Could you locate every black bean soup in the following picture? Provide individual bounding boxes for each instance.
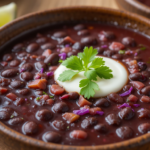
[0,23,150,146]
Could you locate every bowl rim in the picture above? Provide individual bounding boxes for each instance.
[124,0,150,13]
[1,6,150,150]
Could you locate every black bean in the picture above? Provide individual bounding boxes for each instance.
[67,51,76,57]
[1,69,18,78]
[0,78,11,86]
[44,53,59,65]
[0,111,11,120]
[17,52,28,59]
[21,63,33,72]
[116,126,133,139]
[140,86,150,96]
[52,120,66,131]
[36,109,53,121]
[107,93,123,104]
[134,56,142,61]
[36,56,46,61]
[105,114,121,125]
[142,71,150,78]
[81,36,98,45]
[69,92,79,100]
[94,98,110,107]
[53,31,67,38]
[138,62,147,71]
[74,24,86,31]
[10,80,25,89]
[21,72,33,81]
[103,50,115,57]
[52,102,69,113]
[122,37,136,47]
[9,60,20,67]
[26,43,39,53]
[8,117,24,126]
[112,54,123,59]
[12,43,24,52]
[119,107,134,120]
[3,54,13,62]
[23,121,38,135]
[77,30,89,36]
[41,43,56,50]
[123,85,132,91]
[138,108,150,118]
[94,124,108,133]
[36,37,48,44]
[138,123,150,134]
[14,98,25,106]
[72,42,85,50]
[96,47,104,54]
[81,117,98,129]
[103,31,116,40]
[43,131,61,143]
[17,89,30,95]
[129,72,146,82]
[35,61,47,71]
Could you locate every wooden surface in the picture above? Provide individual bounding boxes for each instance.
[0,0,119,17]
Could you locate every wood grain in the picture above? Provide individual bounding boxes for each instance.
[0,0,119,17]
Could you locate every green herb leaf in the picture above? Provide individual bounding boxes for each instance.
[78,46,98,68]
[43,91,48,95]
[79,79,99,99]
[119,50,125,54]
[59,60,63,63]
[84,70,97,81]
[96,66,113,79]
[36,97,40,101]
[49,95,54,98]
[62,56,83,70]
[89,57,105,69]
[58,70,79,82]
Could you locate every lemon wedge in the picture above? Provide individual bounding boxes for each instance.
[0,2,17,27]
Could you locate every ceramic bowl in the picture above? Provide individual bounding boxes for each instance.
[115,0,150,18]
[1,6,150,150]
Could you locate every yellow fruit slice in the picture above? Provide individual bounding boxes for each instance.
[0,2,17,27]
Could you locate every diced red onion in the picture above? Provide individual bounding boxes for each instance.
[20,68,25,73]
[25,98,27,101]
[118,103,131,109]
[59,53,67,60]
[101,45,107,48]
[118,103,134,112]
[57,49,60,52]
[96,111,104,116]
[35,74,41,79]
[40,68,44,73]
[119,86,133,97]
[73,109,89,116]
[47,72,54,77]
[60,94,70,100]
[65,44,70,47]
[134,52,138,56]
[133,104,140,107]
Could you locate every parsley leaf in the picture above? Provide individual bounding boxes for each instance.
[78,46,98,68]
[62,56,83,70]
[79,79,99,99]
[58,70,79,81]
[89,57,105,69]
[96,66,113,79]
[84,70,97,81]
[58,46,113,99]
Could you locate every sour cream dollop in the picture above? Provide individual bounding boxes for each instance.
[54,56,128,98]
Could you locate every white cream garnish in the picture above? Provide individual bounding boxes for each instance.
[54,56,128,98]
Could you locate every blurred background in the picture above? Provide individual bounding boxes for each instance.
[0,0,118,17]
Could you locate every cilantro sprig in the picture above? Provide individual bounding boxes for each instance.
[58,46,113,99]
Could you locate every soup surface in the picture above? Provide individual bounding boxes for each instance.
[0,23,150,146]
[138,0,150,7]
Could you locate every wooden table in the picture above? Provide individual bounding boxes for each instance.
[0,0,119,17]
